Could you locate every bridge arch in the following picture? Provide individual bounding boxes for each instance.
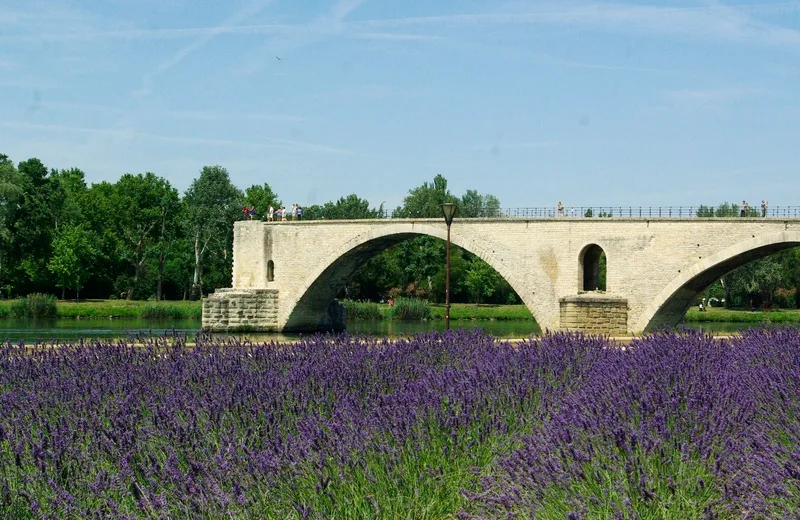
[579,243,606,292]
[282,222,545,331]
[639,231,800,331]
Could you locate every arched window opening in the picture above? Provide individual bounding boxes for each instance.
[267,260,275,282]
[581,244,607,292]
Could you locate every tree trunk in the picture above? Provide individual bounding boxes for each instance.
[199,263,204,298]
[796,283,800,309]
[157,251,165,301]
[127,257,143,300]
[192,233,201,300]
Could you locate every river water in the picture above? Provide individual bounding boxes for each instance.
[0,318,785,343]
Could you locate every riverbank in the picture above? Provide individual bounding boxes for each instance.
[0,300,536,321]
[684,306,800,324]
[2,299,799,324]
[0,299,202,319]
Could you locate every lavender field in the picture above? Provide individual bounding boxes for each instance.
[2,329,800,519]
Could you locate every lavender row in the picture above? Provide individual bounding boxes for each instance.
[2,329,800,518]
[468,328,800,519]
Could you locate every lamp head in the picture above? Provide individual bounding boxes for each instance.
[440,202,457,226]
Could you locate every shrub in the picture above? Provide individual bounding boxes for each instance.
[340,299,383,320]
[390,297,431,320]
[9,293,58,319]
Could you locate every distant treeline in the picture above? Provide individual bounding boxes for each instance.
[0,155,516,304]
[1,153,796,306]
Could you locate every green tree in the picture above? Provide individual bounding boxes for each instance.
[153,184,182,300]
[80,181,124,298]
[779,248,800,308]
[393,174,458,218]
[184,166,243,298]
[393,238,444,297]
[114,173,178,299]
[0,155,23,296]
[50,168,87,230]
[460,190,501,218]
[696,205,715,217]
[722,257,785,309]
[318,194,384,220]
[11,158,58,292]
[464,257,501,303]
[714,202,739,217]
[244,183,281,220]
[48,224,99,299]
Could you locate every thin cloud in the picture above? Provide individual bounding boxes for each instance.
[554,59,672,75]
[478,141,560,153]
[4,1,800,50]
[0,121,352,155]
[37,102,308,122]
[0,22,435,44]
[238,0,369,77]
[351,32,442,42]
[664,87,765,108]
[136,0,277,98]
[356,2,800,49]
[167,109,308,123]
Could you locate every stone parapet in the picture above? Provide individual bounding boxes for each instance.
[202,289,280,332]
[559,294,629,335]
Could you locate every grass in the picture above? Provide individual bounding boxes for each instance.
[0,299,202,320]
[5,298,798,325]
[685,306,800,324]
[339,301,536,322]
[430,303,534,321]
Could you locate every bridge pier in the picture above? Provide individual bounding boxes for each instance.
[559,294,629,335]
[203,288,347,333]
[202,289,281,332]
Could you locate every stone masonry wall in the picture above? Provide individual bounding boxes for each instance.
[559,295,628,335]
[202,289,279,332]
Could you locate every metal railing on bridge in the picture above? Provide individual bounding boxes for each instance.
[496,206,800,218]
[295,206,800,220]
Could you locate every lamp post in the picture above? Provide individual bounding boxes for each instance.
[440,202,457,331]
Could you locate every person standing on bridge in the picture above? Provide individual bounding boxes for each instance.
[281,206,287,222]
[761,200,768,217]
[557,201,564,217]
[741,201,747,217]
[296,205,303,220]
[268,205,274,222]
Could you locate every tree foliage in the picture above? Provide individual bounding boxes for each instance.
[244,183,281,220]
[48,224,99,299]
[184,166,242,299]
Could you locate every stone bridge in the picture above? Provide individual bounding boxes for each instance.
[203,218,800,335]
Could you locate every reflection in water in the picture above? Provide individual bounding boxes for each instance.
[0,317,788,343]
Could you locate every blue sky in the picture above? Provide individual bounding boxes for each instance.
[1,0,799,210]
